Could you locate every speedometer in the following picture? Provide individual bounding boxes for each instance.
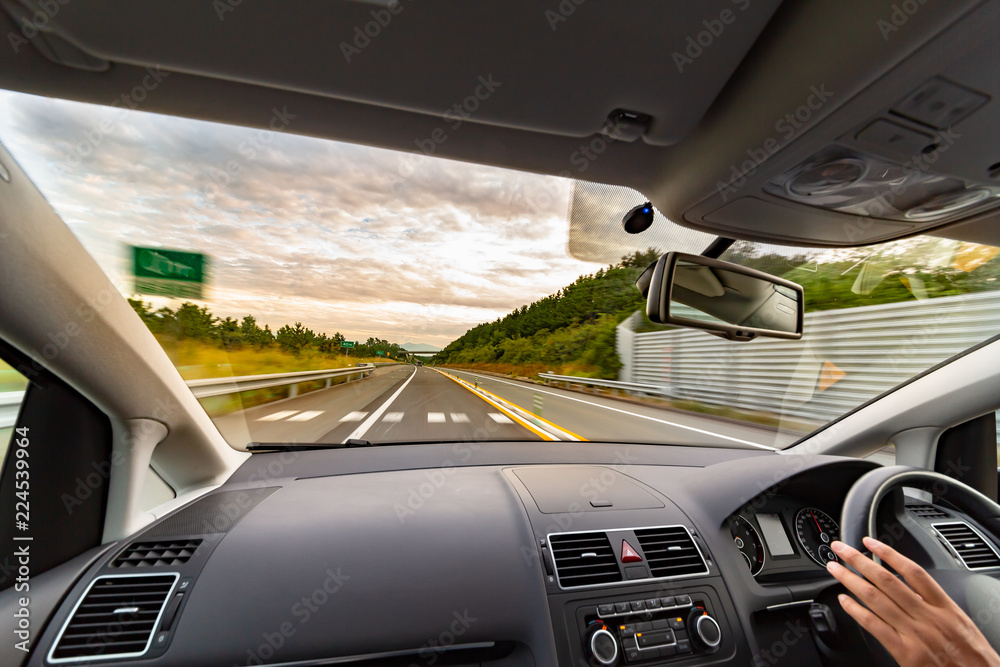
[730,515,765,575]
[794,508,840,567]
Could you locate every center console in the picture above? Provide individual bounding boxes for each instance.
[503,466,751,666]
[579,592,725,664]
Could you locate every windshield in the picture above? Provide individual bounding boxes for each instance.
[3,90,999,452]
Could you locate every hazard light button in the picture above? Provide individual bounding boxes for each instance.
[621,540,642,563]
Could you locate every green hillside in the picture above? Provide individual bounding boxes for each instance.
[435,249,658,378]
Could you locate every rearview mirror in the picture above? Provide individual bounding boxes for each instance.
[637,252,803,341]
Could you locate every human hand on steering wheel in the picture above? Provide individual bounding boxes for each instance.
[826,536,1000,667]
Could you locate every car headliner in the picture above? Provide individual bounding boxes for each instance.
[0,0,998,249]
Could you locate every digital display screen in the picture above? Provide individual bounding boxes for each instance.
[756,513,795,556]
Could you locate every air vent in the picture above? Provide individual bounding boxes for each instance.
[49,574,177,662]
[934,522,1000,570]
[112,540,202,568]
[549,532,622,588]
[907,504,950,520]
[634,526,709,579]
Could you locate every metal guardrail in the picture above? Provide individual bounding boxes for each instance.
[186,365,380,398]
[538,373,670,396]
[0,363,397,424]
[618,290,1000,434]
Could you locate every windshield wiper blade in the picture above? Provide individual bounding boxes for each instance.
[246,440,372,452]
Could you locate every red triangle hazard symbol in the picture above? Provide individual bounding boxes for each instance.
[621,540,642,563]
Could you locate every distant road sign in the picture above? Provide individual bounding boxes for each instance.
[341,341,355,348]
[131,246,206,299]
[376,351,385,356]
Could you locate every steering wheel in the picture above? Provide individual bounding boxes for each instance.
[821,465,1000,663]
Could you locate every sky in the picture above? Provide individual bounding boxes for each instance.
[0,89,632,347]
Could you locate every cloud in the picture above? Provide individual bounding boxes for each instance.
[0,89,605,344]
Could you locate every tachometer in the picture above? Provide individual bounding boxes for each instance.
[730,515,765,576]
[794,508,840,567]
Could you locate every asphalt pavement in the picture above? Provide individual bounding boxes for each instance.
[210,365,795,449]
[212,366,543,446]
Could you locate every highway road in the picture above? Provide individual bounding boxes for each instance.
[213,365,796,450]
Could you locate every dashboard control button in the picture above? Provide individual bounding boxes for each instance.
[652,619,670,630]
[587,626,619,666]
[660,644,678,658]
[621,540,642,563]
[625,646,640,662]
[659,596,675,607]
[629,600,645,612]
[625,566,648,580]
[635,621,652,632]
[676,639,692,653]
[614,602,629,614]
[676,594,692,605]
[159,593,184,631]
[668,616,686,630]
[637,630,670,647]
[621,623,636,636]
[644,598,659,609]
[695,614,722,647]
[598,604,615,616]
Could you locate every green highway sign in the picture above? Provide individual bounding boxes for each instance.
[376,351,385,356]
[131,246,207,299]
[340,341,355,348]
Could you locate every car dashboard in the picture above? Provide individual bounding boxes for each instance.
[17,441,986,667]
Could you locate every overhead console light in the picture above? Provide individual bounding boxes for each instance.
[785,157,869,197]
[904,188,993,221]
[765,146,1000,224]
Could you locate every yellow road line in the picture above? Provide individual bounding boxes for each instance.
[472,383,588,442]
[432,369,556,441]
[433,368,586,441]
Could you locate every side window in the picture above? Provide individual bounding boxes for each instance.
[0,347,113,590]
[0,359,28,470]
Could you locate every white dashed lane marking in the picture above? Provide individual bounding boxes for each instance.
[287,411,323,421]
[382,412,404,423]
[450,413,470,423]
[427,412,446,423]
[339,411,368,422]
[488,413,512,424]
[257,410,299,422]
